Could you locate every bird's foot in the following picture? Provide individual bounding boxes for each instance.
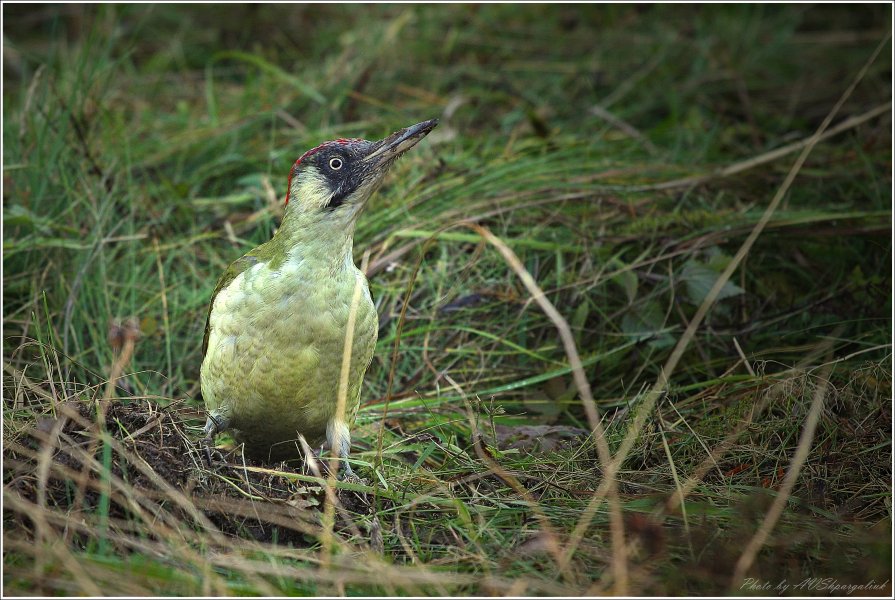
[338,462,356,481]
[200,436,229,467]
[200,414,229,467]
[201,435,215,467]
[338,463,369,486]
[340,472,369,486]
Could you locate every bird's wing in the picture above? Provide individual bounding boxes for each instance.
[201,253,259,356]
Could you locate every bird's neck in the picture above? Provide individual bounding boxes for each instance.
[272,213,356,272]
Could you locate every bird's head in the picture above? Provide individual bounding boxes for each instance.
[282,119,438,231]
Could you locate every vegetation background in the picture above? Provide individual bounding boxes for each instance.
[3,3,891,596]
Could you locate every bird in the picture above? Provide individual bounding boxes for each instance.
[200,118,439,478]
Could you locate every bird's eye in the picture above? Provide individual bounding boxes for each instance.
[329,157,343,170]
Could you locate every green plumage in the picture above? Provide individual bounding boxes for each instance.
[200,118,437,472]
[201,254,257,357]
[200,222,377,462]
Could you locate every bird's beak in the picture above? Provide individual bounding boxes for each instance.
[363,119,439,167]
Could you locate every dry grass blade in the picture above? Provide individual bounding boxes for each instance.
[657,420,691,548]
[590,104,660,154]
[464,223,629,594]
[101,317,140,416]
[633,101,892,192]
[321,251,370,574]
[152,237,174,396]
[656,28,889,390]
[298,434,366,564]
[730,361,833,586]
[558,29,892,573]
[3,495,105,596]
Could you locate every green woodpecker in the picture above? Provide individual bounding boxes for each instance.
[200,119,438,477]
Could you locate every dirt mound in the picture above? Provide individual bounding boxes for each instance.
[4,399,373,549]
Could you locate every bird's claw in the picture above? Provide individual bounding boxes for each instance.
[339,462,355,481]
[339,470,368,486]
[201,435,215,467]
[200,414,228,467]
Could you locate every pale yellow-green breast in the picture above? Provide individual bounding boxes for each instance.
[200,248,377,459]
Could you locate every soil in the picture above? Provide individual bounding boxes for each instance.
[4,398,375,549]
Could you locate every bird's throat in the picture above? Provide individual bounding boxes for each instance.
[270,213,357,274]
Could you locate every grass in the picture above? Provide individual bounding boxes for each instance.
[3,3,892,596]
